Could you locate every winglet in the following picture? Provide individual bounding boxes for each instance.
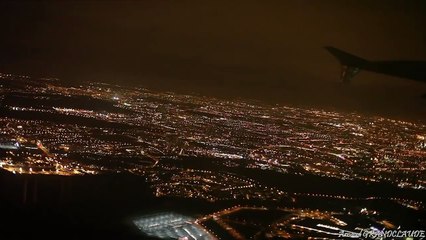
[325,46,367,83]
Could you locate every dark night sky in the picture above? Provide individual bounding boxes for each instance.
[0,0,425,121]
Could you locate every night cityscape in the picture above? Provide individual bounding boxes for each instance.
[0,1,425,239]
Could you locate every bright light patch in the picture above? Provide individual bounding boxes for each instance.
[133,212,215,240]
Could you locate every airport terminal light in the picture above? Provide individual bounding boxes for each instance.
[133,212,215,240]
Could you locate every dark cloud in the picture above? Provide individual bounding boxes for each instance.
[0,0,425,120]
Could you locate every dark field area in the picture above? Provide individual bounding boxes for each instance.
[163,156,426,201]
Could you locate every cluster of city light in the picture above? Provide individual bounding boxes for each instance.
[193,205,401,239]
[0,72,425,199]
